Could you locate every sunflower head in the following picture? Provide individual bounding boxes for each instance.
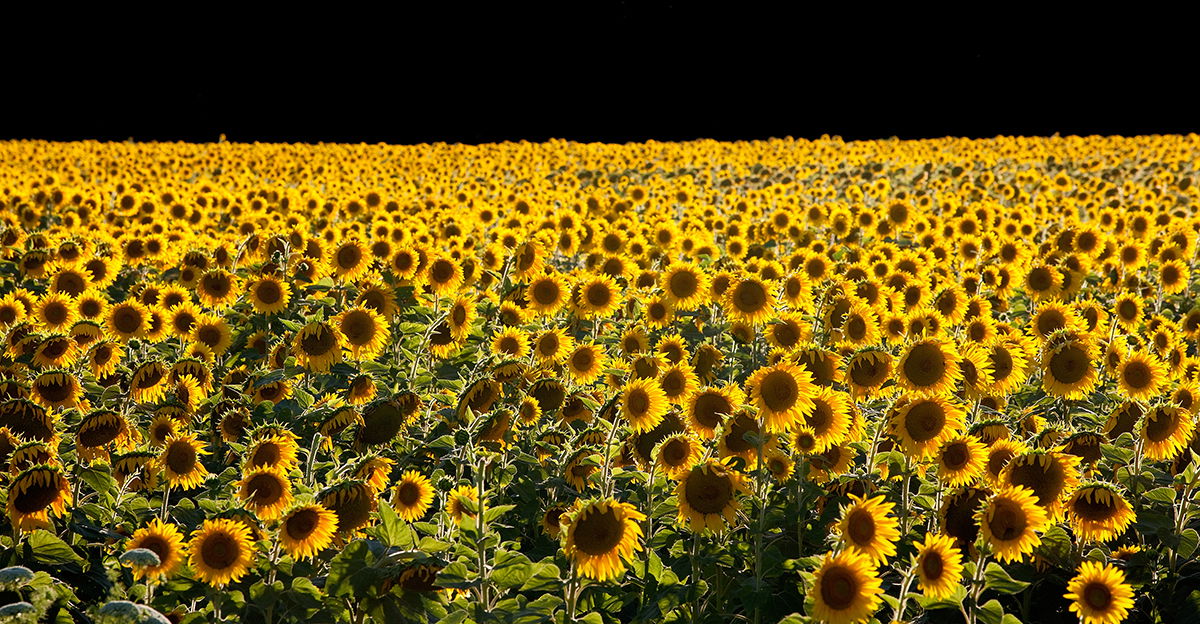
[561,498,645,581]
[188,518,255,588]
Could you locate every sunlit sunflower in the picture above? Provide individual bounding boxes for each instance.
[533,328,574,365]
[246,432,301,472]
[526,272,570,316]
[561,498,645,581]
[188,518,255,588]
[34,292,77,332]
[686,385,743,439]
[329,239,371,282]
[746,362,817,433]
[196,268,241,309]
[247,275,291,315]
[446,484,479,525]
[7,464,72,531]
[1064,561,1135,624]
[237,466,293,521]
[661,262,711,310]
[844,349,893,398]
[1141,404,1195,461]
[936,435,987,486]
[278,503,338,560]
[890,395,965,460]
[897,338,962,396]
[446,295,477,338]
[565,342,607,385]
[676,459,747,533]
[392,470,435,522]
[1117,352,1167,402]
[620,377,669,433]
[1041,333,1100,400]
[722,275,776,325]
[1066,482,1135,543]
[575,273,622,318]
[491,326,530,360]
[1000,450,1081,521]
[294,321,343,372]
[105,300,149,341]
[159,433,209,490]
[810,549,884,624]
[914,532,965,600]
[130,360,170,404]
[657,362,700,406]
[653,433,702,479]
[334,305,390,360]
[29,370,81,409]
[838,494,901,565]
[125,519,187,581]
[977,485,1049,563]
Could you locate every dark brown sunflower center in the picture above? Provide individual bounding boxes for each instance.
[845,509,876,545]
[286,509,319,539]
[538,334,560,356]
[13,478,60,513]
[692,393,731,430]
[1083,582,1112,611]
[1145,409,1178,442]
[988,498,1028,541]
[301,326,338,356]
[732,280,767,313]
[661,438,688,466]
[1049,346,1089,384]
[200,533,239,569]
[1072,491,1118,522]
[430,260,455,284]
[337,245,363,269]
[165,442,197,474]
[341,311,376,345]
[819,566,859,610]
[669,271,698,298]
[904,343,946,387]
[1008,459,1066,506]
[585,283,612,308]
[571,349,595,373]
[397,481,421,507]
[904,401,946,443]
[683,469,733,514]
[573,507,626,555]
[626,389,650,416]
[921,551,945,580]
[247,474,284,504]
[850,356,887,387]
[759,370,799,413]
[942,442,969,470]
[113,307,142,334]
[1122,361,1151,390]
[79,417,121,447]
[256,280,282,305]
[35,376,73,403]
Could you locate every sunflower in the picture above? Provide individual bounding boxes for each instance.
[130,361,170,404]
[977,485,1049,563]
[113,451,159,491]
[565,342,607,385]
[911,532,965,601]
[333,305,390,360]
[837,302,881,347]
[491,326,530,360]
[657,363,699,406]
[1042,334,1100,400]
[526,272,569,316]
[157,433,208,492]
[196,268,241,308]
[890,395,965,460]
[7,464,72,531]
[897,338,962,396]
[294,321,343,372]
[246,433,301,472]
[844,349,893,398]
[76,409,132,461]
[676,459,747,533]
[533,328,574,365]
[620,377,669,433]
[34,292,77,332]
[319,480,377,539]
[329,239,371,282]
[0,292,27,328]
[561,498,645,581]
[446,484,479,524]
[125,519,187,580]
[686,385,743,439]
[802,386,852,452]
[278,503,338,560]
[31,334,78,369]
[105,300,149,341]
[392,470,435,522]
[446,295,477,338]
[745,362,817,433]
[810,549,884,624]
[723,275,776,325]
[575,273,622,318]
[29,370,81,409]
[1066,483,1135,543]
[237,466,293,521]
[838,494,901,565]
[247,275,291,315]
[188,518,255,588]
[653,433,702,479]
[1000,450,1081,520]
[661,262,711,310]
[936,435,987,486]
[984,339,1029,395]
[1117,352,1166,401]
[1064,561,1136,624]
[1141,404,1194,461]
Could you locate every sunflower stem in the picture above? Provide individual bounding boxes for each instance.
[890,563,917,624]
[304,433,322,486]
[159,485,171,521]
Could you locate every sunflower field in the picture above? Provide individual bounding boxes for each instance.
[0,136,1198,624]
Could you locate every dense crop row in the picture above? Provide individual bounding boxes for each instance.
[0,136,1198,623]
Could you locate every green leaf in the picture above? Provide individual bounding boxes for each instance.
[25,530,84,566]
[78,466,116,499]
[436,611,470,624]
[977,599,1005,624]
[374,500,415,547]
[519,559,563,593]
[916,583,966,610]
[492,549,533,588]
[512,594,563,624]
[1145,487,1177,504]
[983,562,1030,594]
[324,540,376,597]
[1180,528,1200,559]
[484,504,517,524]
[436,561,479,590]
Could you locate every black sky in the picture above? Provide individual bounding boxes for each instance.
[3,7,1194,144]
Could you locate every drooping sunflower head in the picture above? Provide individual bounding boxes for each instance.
[318,480,377,539]
[445,484,479,525]
[29,370,81,409]
[686,385,743,439]
[844,349,894,398]
[1141,403,1195,461]
[1000,450,1081,520]
[293,321,343,373]
[7,464,72,531]
[1066,482,1135,543]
